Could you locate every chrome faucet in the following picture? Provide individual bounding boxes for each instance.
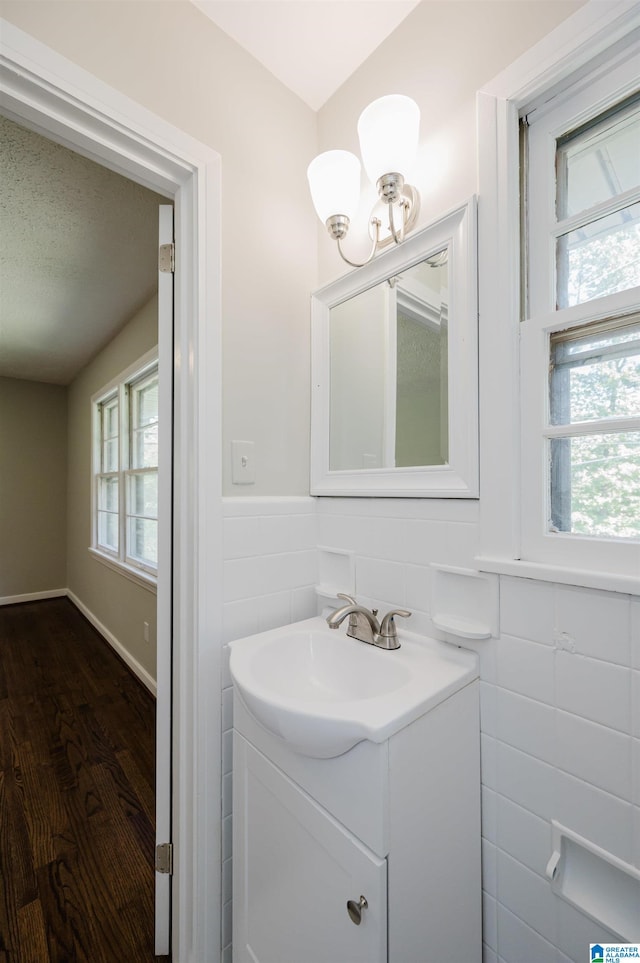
[326,593,411,650]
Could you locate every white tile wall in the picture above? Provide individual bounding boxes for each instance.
[555,901,619,963]
[555,710,632,800]
[632,600,640,669]
[497,905,558,963]
[500,576,555,644]
[483,890,498,956]
[495,689,556,764]
[555,585,631,666]
[497,850,558,947]
[496,796,550,877]
[555,651,631,732]
[496,742,557,821]
[553,771,634,864]
[496,635,556,704]
[221,495,639,962]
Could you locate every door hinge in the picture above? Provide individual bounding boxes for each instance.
[156,842,173,875]
[159,242,175,273]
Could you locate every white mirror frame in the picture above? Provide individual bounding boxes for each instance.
[311,196,478,497]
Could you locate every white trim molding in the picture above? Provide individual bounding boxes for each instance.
[476,556,640,598]
[0,20,223,961]
[0,588,67,606]
[480,0,640,103]
[68,590,157,695]
[476,0,640,594]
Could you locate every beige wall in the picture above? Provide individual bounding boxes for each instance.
[0,1,584,501]
[66,296,158,680]
[0,377,68,599]
[316,0,584,284]
[0,0,318,497]
[0,299,159,677]
[0,0,586,647]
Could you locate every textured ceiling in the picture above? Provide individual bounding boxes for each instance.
[0,115,168,385]
[0,3,419,385]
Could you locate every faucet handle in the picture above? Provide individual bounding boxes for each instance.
[379,609,412,639]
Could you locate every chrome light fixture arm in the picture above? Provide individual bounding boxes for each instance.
[378,172,406,245]
[330,216,382,268]
[386,186,412,246]
[327,181,420,268]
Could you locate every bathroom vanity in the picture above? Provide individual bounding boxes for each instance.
[230,619,482,963]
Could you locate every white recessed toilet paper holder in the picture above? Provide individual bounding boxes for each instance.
[546,820,640,941]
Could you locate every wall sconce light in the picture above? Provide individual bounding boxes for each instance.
[307,95,421,267]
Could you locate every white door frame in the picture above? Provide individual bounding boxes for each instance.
[156,203,175,953]
[0,21,223,962]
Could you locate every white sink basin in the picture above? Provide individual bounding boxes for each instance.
[228,616,478,758]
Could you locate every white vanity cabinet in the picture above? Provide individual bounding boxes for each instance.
[233,735,387,963]
[232,674,481,963]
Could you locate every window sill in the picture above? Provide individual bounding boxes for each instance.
[475,555,639,597]
[88,547,157,594]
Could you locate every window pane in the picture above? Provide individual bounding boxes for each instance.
[102,438,118,473]
[550,320,640,424]
[98,475,119,512]
[556,203,640,308]
[127,517,157,566]
[104,400,119,438]
[97,510,119,551]
[128,471,158,518]
[130,372,158,469]
[100,397,119,471]
[132,424,158,469]
[557,97,640,220]
[131,375,158,430]
[136,379,158,427]
[550,432,640,538]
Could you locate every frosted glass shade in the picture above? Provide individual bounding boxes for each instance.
[357,95,420,185]
[307,150,361,224]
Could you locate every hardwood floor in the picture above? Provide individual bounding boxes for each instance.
[0,597,165,962]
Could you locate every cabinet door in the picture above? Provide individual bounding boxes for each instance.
[233,734,387,963]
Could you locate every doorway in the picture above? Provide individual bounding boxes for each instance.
[0,20,223,960]
[1,112,169,955]
[1,108,170,952]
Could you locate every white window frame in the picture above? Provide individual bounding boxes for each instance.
[477,0,640,595]
[91,347,159,591]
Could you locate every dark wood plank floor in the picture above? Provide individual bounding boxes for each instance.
[0,597,165,962]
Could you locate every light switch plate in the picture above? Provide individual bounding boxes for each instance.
[232,440,255,485]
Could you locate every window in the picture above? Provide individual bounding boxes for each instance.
[93,350,159,582]
[476,6,640,591]
[518,41,640,579]
[549,318,640,539]
[555,95,640,309]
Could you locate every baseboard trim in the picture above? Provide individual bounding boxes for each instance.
[0,588,67,606]
[67,590,157,696]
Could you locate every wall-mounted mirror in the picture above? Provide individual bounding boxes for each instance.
[311,197,478,496]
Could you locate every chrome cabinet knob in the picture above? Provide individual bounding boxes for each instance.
[346,894,368,925]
